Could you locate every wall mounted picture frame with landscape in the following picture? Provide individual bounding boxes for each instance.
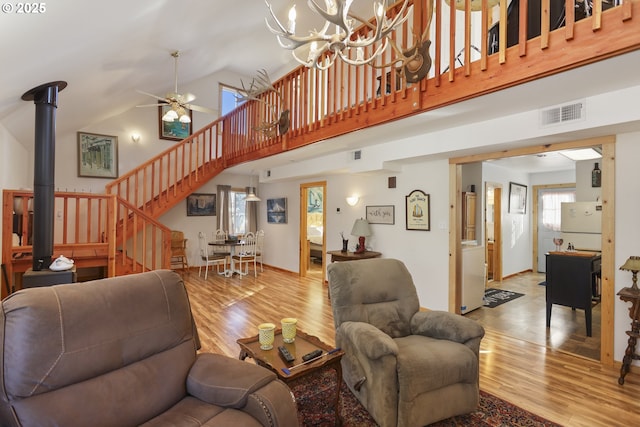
[77,132,118,178]
[267,197,287,224]
[186,193,216,216]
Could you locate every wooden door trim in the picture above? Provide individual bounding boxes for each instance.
[299,181,327,283]
[450,135,615,366]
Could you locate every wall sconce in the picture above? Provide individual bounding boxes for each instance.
[131,133,141,143]
[346,195,359,206]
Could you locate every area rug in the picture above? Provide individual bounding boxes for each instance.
[296,372,561,426]
[483,288,524,308]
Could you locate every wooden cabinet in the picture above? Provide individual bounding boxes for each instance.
[545,251,601,337]
[462,192,476,241]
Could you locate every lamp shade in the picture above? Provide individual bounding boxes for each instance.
[620,256,640,272]
[246,187,261,202]
[351,219,371,237]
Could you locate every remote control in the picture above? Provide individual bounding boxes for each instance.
[302,349,323,362]
[278,346,295,363]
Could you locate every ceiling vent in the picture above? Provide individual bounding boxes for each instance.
[352,150,362,160]
[540,100,585,127]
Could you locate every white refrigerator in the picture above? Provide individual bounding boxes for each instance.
[560,202,602,251]
[461,245,486,314]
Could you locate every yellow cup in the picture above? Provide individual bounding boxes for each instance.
[281,317,297,343]
[258,323,276,350]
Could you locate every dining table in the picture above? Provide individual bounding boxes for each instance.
[208,240,243,277]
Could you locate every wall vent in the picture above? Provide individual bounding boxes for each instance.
[540,100,585,127]
[353,150,362,160]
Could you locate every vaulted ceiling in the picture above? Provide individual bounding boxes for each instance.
[2,1,640,176]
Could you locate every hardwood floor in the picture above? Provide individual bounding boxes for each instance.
[465,272,601,360]
[178,266,640,426]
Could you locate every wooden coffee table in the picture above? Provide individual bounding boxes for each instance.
[237,329,344,424]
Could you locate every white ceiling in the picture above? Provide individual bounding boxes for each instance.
[1,0,639,176]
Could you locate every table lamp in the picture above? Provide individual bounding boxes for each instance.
[620,256,640,290]
[351,218,371,254]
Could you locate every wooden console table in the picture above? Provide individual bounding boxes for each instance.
[327,250,382,263]
[618,286,640,385]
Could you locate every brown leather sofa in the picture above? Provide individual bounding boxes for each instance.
[0,270,298,426]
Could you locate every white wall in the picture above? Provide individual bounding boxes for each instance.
[482,162,532,277]
[259,159,451,310]
[0,124,31,254]
[614,132,640,362]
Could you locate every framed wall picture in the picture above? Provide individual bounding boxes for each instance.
[405,189,430,231]
[508,182,527,214]
[366,205,395,225]
[77,132,119,178]
[186,193,216,216]
[267,197,287,224]
[158,103,193,141]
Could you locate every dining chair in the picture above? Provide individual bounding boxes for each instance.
[197,232,227,279]
[213,229,231,257]
[170,230,189,270]
[255,230,265,272]
[232,232,257,279]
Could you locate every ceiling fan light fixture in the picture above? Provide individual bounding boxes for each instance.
[162,109,178,122]
[179,113,191,123]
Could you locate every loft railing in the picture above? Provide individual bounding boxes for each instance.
[221,0,638,168]
[1,190,116,297]
[1,190,172,296]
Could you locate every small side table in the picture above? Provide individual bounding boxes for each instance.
[327,250,382,263]
[237,329,344,425]
[617,286,640,385]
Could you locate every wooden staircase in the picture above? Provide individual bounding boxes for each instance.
[105,121,226,275]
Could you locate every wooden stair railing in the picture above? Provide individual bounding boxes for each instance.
[111,196,171,276]
[105,120,225,218]
[105,120,225,271]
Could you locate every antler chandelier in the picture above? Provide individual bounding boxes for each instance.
[265,0,410,70]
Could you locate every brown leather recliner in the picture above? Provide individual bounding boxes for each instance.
[0,270,298,427]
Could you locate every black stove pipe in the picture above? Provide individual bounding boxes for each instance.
[22,81,67,271]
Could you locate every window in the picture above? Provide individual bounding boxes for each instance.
[229,189,247,235]
[219,84,245,116]
[541,190,576,231]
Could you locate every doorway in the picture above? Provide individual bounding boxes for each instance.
[532,184,576,273]
[299,181,326,283]
[450,136,615,365]
[484,183,502,284]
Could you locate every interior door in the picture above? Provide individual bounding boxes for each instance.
[537,189,557,273]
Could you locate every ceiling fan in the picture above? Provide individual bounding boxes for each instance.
[137,51,216,123]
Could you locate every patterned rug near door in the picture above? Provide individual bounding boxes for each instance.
[483,288,525,308]
[293,367,562,426]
